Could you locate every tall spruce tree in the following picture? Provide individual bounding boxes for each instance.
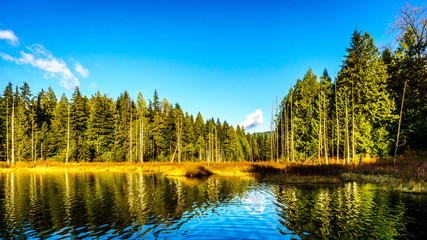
[337,30,395,158]
[293,68,319,160]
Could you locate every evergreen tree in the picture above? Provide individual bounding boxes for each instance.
[113,90,133,162]
[70,87,90,161]
[51,94,69,160]
[337,30,395,158]
[1,83,13,162]
[87,91,115,161]
[384,29,427,152]
[293,68,319,159]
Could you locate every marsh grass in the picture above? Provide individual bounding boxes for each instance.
[1,152,426,192]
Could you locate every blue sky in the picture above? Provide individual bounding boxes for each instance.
[0,0,424,132]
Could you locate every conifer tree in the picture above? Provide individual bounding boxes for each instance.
[2,83,13,163]
[337,30,395,158]
[51,94,69,160]
[70,87,90,161]
[136,93,146,162]
[293,68,319,160]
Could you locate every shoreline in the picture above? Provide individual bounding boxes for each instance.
[1,161,425,193]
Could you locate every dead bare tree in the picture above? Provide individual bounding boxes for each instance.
[271,103,274,161]
[394,80,408,165]
[351,84,356,163]
[389,3,426,59]
[276,96,279,162]
[11,94,15,165]
[323,91,328,165]
[129,102,133,163]
[6,95,9,164]
[318,87,322,165]
[281,104,284,160]
[335,81,340,164]
[66,105,70,164]
[290,87,295,162]
[285,100,289,163]
[140,109,144,163]
[345,95,350,165]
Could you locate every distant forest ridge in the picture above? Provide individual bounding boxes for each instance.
[0,4,425,164]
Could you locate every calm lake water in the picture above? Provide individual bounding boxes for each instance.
[0,172,426,239]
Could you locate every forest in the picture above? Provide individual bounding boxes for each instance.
[0,5,425,164]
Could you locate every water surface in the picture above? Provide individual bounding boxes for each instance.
[0,172,425,239]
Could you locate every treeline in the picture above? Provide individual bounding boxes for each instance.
[0,86,274,163]
[1,4,425,164]
[270,5,426,164]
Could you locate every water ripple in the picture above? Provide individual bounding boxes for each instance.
[0,172,426,239]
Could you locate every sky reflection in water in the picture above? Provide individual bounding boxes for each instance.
[0,172,425,239]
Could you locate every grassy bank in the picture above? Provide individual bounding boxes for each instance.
[1,153,426,193]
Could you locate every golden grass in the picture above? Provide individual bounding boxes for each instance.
[1,152,426,192]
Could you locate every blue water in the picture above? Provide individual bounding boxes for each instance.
[0,172,425,239]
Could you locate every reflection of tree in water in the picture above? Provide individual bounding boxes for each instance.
[0,173,423,239]
[0,172,252,239]
[274,182,408,239]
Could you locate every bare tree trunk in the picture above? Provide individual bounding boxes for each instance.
[215,127,218,162]
[129,104,133,163]
[31,107,34,162]
[351,84,355,163]
[318,88,322,165]
[394,80,407,165]
[211,125,214,163]
[66,106,70,164]
[281,105,284,160]
[136,116,139,163]
[290,89,295,162]
[276,97,279,162]
[35,133,38,161]
[178,115,182,163]
[11,95,15,165]
[323,91,328,165]
[6,97,9,164]
[140,113,143,163]
[271,103,274,161]
[335,82,340,164]
[170,144,178,163]
[331,116,334,162]
[208,126,211,163]
[345,95,350,165]
[285,101,289,163]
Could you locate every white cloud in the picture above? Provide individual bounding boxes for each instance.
[0,29,19,46]
[90,81,97,89]
[1,44,79,90]
[74,62,89,78]
[0,28,89,91]
[239,109,263,130]
[0,53,18,63]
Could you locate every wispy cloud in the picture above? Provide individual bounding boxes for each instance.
[90,81,97,89]
[0,30,89,90]
[1,44,79,90]
[74,61,89,78]
[0,52,17,62]
[0,29,19,46]
[239,109,263,130]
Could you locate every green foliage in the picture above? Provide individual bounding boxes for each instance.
[291,68,320,159]
[336,31,395,157]
[384,29,427,151]
[0,6,424,163]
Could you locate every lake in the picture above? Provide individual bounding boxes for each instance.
[0,172,425,239]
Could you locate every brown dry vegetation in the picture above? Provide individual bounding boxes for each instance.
[1,151,426,192]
